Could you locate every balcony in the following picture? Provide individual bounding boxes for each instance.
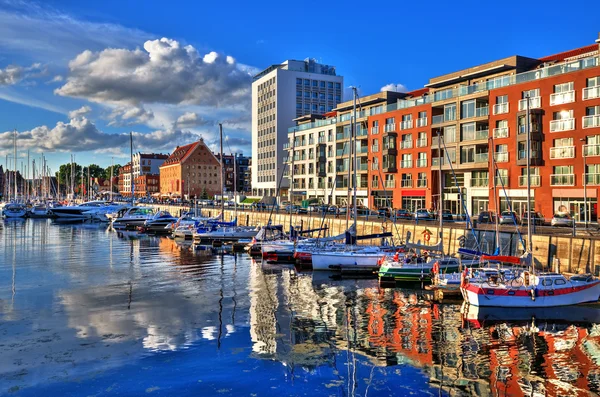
[371,126,379,134]
[371,162,379,170]
[585,173,600,186]
[358,146,368,154]
[359,163,368,171]
[474,153,489,163]
[416,158,427,167]
[283,142,291,150]
[583,86,600,100]
[584,144,600,157]
[293,154,306,161]
[357,128,368,137]
[493,127,509,139]
[336,149,349,156]
[400,160,413,168]
[416,138,427,147]
[550,174,575,186]
[318,136,326,143]
[549,118,575,132]
[550,90,575,106]
[308,138,315,145]
[476,106,489,118]
[494,152,509,163]
[476,129,489,140]
[431,157,444,167]
[518,96,541,111]
[416,117,427,127]
[470,177,489,187]
[371,145,379,153]
[417,179,427,187]
[493,102,509,115]
[336,131,350,140]
[317,182,325,189]
[518,175,541,187]
[385,180,396,188]
[400,120,413,130]
[432,114,456,125]
[518,150,539,160]
[384,123,396,133]
[401,179,413,187]
[371,180,379,188]
[495,175,509,186]
[400,140,413,149]
[549,146,575,159]
[583,115,600,129]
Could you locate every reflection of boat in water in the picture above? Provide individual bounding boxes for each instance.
[462,302,600,326]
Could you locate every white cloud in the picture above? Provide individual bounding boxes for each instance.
[175,112,213,128]
[47,75,64,84]
[108,106,154,126]
[55,37,252,109]
[0,62,44,85]
[380,83,408,93]
[68,105,91,119]
[0,117,200,153]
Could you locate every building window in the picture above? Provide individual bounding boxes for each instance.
[461,100,475,119]
[304,79,310,86]
[328,82,333,89]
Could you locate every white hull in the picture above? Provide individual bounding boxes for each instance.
[194,229,258,241]
[311,249,383,271]
[112,218,150,230]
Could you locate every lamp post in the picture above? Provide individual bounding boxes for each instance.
[580,138,588,228]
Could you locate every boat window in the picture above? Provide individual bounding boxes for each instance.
[542,279,553,286]
[554,279,566,285]
[508,291,515,295]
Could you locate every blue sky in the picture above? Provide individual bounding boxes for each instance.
[0,0,598,173]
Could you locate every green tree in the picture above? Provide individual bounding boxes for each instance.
[87,164,105,179]
[103,164,122,180]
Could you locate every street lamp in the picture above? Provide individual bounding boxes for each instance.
[580,137,588,228]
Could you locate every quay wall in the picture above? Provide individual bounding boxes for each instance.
[153,205,599,276]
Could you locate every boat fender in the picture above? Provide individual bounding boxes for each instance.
[432,261,440,274]
[393,252,399,262]
[530,288,536,301]
[524,271,530,287]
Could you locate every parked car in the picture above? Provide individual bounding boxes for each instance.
[395,209,413,220]
[377,207,393,218]
[521,211,545,226]
[551,212,574,227]
[414,208,434,220]
[295,207,308,214]
[477,211,496,224]
[499,211,520,225]
[434,209,454,222]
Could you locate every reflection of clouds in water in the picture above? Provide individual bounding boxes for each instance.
[202,326,216,340]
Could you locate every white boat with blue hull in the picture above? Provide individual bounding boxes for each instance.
[3,203,27,218]
[50,201,110,219]
[111,207,156,230]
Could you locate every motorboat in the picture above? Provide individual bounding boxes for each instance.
[192,225,259,243]
[111,207,156,230]
[141,210,177,233]
[50,201,109,219]
[2,203,27,218]
[311,245,386,272]
[28,204,52,218]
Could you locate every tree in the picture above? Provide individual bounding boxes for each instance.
[103,164,122,180]
[87,164,105,179]
[56,163,82,187]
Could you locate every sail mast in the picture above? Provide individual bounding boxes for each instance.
[130,131,134,203]
[437,130,443,252]
[491,135,501,256]
[352,87,358,233]
[110,157,114,202]
[219,123,224,221]
[289,128,297,238]
[13,130,17,202]
[525,94,533,271]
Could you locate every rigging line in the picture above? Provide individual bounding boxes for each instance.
[439,136,482,253]
[316,139,348,241]
[266,160,288,227]
[377,163,402,247]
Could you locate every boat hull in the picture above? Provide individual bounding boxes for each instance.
[3,209,27,218]
[311,251,382,272]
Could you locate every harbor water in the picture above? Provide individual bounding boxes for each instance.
[2,219,600,396]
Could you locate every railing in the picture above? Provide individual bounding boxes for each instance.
[288,117,337,133]
[371,180,379,188]
[583,86,600,100]
[518,150,538,160]
[583,115,600,129]
[494,152,509,162]
[371,162,379,170]
[550,118,575,132]
[336,149,348,156]
[417,179,427,187]
[385,180,396,188]
[549,146,575,159]
[283,142,290,149]
[518,96,541,111]
[400,120,413,130]
[401,179,413,187]
[550,173,575,186]
[400,140,413,149]
[518,175,541,187]
[493,102,509,115]
[432,114,456,125]
[336,132,350,140]
[400,160,413,168]
[371,126,379,134]
[308,153,315,160]
[416,158,427,167]
[584,144,600,157]
[495,175,509,186]
[474,152,489,163]
[475,129,489,140]
[585,173,600,186]
[550,90,575,106]
[416,117,427,127]
[317,183,325,189]
[493,127,509,139]
[318,136,326,143]
[359,163,368,171]
[357,128,368,137]
[416,138,427,147]
[371,145,379,153]
[470,178,489,187]
[476,106,489,117]
[308,138,315,145]
[293,154,306,161]
[384,123,396,133]
[308,183,314,189]
[432,157,444,166]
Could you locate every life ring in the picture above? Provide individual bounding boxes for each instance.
[424,233,431,242]
[393,252,399,262]
[432,261,440,274]
[523,271,530,287]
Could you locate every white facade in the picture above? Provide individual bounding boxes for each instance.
[132,153,167,179]
[252,59,343,197]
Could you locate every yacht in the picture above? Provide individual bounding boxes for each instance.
[3,203,27,218]
[111,207,156,230]
[141,210,177,233]
[50,201,109,219]
[28,204,52,218]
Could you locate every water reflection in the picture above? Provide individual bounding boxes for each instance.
[1,220,600,396]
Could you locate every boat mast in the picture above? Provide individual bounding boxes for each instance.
[219,123,224,221]
[491,135,501,256]
[233,152,238,223]
[289,128,297,238]
[130,131,134,203]
[437,130,443,252]
[110,157,114,202]
[27,150,29,201]
[525,94,533,272]
[351,87,358,234]
[13,130,17,202]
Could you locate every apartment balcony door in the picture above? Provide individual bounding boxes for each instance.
[401,197,425,212]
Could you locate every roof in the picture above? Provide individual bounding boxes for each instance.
[139,153,169,159]
[405,88,429,98]
[161,142,200,166]
[539,44,598,62]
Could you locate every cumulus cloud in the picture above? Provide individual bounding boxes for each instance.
[0,117,200,153]
[0,62,44,85]
[48,75,64,83]
[175,112,214,128]
[55,37,252,109]
[68,105,91,119]
[380,83,408,93]
[108,106,154,126]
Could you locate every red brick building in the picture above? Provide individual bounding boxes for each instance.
[134,174,160,197]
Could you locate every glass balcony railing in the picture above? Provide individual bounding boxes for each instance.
[318,136,326,143]
[371,181,379,188]
[475,106,489,117]
[431,157,444,167]
[432,114,456,125]
[493,102,509,115]
[417,179,427,187]
[518,175,541,187]
[416,138,427,147]
[474,153,489,163]
[400,120,413,130]
[400,160,413,168]
[401,179,413,187]
[336,132,350,140]
[336,149,348,156]
[494,152,509,163]
[584,144,600,157]
[416,117,427,127]
[583,115,600,129]
[549,146,575,159]
[518,96,541,111]
[359,163,368,171]
[358,146,368,154]
[493,127,509,139]
[550,174,575,186]
[288,117,337,133]
[400,140,413,149]
[518,150,539,160]
[495,176,509,186]
[550,118,575,132]
[308,138,315,145]
[357,128,368,137]
[385,180,396,188]
[550,90,575,106]
[371,126,379,134]
[470,178,489,187]
[583,86,600,100]
[475,129,489,140]
[585,173,600,186]
[416,158,427,167]
[384,123,396,133]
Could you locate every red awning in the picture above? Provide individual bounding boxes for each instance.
[401,190,426,197]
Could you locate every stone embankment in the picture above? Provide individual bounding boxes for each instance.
[153,204,598,276]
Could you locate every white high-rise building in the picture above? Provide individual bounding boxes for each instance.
[252,58,343,198]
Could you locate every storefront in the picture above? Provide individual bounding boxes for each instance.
[372,191,393,209]
[552,188,598,221]
[400,189,426,212]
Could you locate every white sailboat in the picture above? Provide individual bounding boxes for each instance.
[461,95,600,308]
[3,130,27,218]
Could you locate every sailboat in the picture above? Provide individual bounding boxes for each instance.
[3,130,27,218]
[310,87,392,272]
[461,95,600,308]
